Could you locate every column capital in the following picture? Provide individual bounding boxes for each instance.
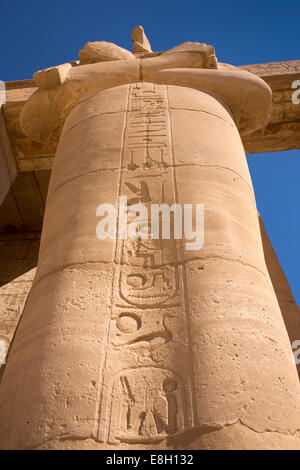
[20,39,272,145]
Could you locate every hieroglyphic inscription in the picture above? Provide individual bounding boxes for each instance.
[238,60,300,77]
[109,368,187,442]
[124,83,170,171]
[97,83,194,444]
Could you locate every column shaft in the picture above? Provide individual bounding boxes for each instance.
[1,83,300,450]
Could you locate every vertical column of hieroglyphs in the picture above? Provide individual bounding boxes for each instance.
[97,83,194,444]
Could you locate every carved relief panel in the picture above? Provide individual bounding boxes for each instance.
[96,83,194,444]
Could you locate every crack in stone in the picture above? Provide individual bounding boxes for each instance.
[169,106,235,127]
[29,254,268,300]
[174,162,254,193]
[47,161,254,203]
[24,420,300,450]
[61,110,128,138]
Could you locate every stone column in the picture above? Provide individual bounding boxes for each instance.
[1,41,300,450]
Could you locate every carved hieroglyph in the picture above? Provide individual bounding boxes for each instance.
[1,29,300,450]
[96,83,193,444]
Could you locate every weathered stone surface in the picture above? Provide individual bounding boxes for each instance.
[1,101,56,172]
[19,46,271,146]
[1,66,300,450]
[0,34,300,451]
[0,217,298,448]
[164,41,217,69]
[1,60,299,176]
[239,59,300,77]
[79,41,135,64]
[239,60,300,152]
[0,231,40,382]
[5,80,36,102]
[131,25,152,53]
[34,63,72,89]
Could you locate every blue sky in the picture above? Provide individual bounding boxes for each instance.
[1,0,299,304]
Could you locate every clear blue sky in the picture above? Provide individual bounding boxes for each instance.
[1,0,299,304]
